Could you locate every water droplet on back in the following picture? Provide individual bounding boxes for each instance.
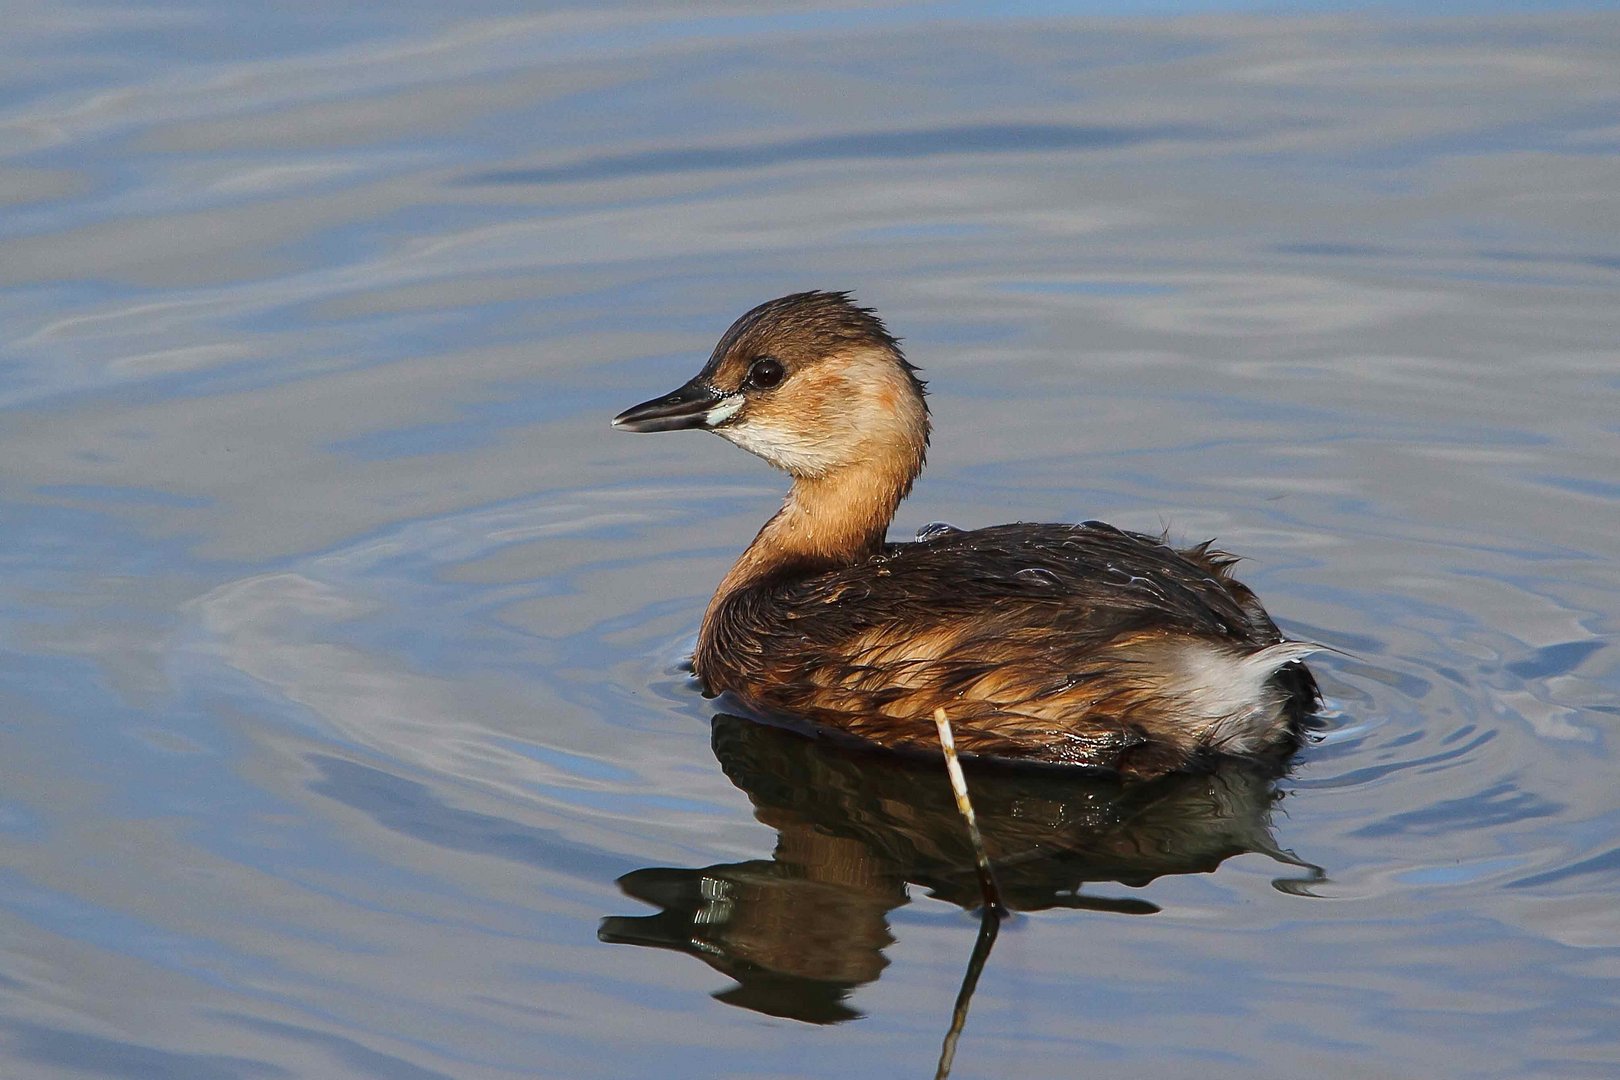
[916,521,962,541]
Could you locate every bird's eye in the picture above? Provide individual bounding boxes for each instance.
[746,356,784,390]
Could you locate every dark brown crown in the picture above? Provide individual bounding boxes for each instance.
[699,291,926,398]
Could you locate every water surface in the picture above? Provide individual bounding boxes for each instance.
[2,4,1618,1078]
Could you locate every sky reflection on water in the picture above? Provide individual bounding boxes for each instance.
[1,3,1618,1078]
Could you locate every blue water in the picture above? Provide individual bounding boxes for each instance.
[2,4,1618,1078]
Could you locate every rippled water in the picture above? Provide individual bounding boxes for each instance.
[3,4,1618,1077]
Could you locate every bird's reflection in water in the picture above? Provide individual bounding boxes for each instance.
[600,713,1320,1030]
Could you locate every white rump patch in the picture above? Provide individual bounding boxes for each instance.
[1159,640,1322,753]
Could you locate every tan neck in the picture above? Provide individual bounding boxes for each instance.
[698,447,920,660]
[748,464,912,571]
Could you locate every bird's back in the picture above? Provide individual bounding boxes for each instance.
[696,522,1318,776]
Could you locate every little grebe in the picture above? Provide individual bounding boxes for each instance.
[613,292,1318,778]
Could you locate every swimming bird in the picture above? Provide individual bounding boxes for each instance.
[613,292,1317,778]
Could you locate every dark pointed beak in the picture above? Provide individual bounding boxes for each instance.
[612,377,724,433]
